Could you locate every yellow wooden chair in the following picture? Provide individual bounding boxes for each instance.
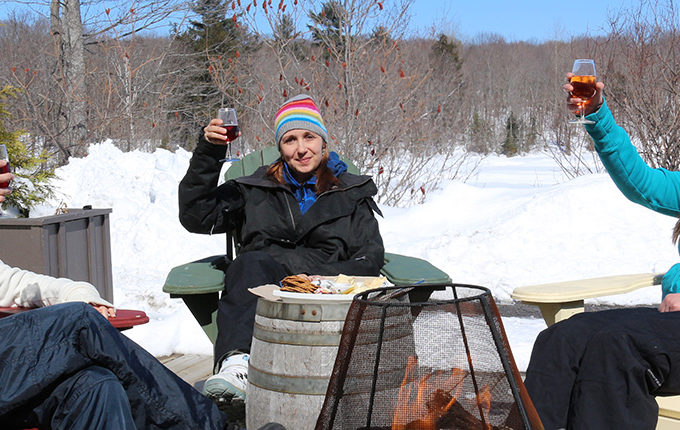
[512,273,680,429]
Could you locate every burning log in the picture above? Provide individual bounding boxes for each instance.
[431,389,510,429]
[390,356,505,430]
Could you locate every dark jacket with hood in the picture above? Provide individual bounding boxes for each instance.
[178,138,385,276]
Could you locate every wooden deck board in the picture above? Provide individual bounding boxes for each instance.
[159,354,213,387]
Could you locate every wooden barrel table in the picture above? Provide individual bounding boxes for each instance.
[246,297,352,430]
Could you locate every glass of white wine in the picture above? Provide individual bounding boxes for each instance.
[568,59,597,124]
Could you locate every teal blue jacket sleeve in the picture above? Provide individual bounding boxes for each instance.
[585,101,680,297]
[662,263,680,297]
[584,100,680,218]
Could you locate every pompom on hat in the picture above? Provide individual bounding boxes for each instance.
[274,94,328,148]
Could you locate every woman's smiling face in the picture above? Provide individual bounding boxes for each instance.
[279,129,324,182]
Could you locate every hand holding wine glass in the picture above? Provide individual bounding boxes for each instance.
[203,110,241,144]
[217,108,240,162]
[203,108,241,161]
[566,59,601,124]
[0,144,13,203]
[565,73,604,119]
[217,108,239,141]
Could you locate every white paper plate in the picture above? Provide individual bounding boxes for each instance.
[272,289,356,302]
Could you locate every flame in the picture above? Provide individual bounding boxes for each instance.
[391,356,466,430]
[477,385,492,430]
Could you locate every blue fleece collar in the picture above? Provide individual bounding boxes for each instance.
[283,151,347,214]
[326,151,348,177]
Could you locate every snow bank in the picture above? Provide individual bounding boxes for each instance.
[31,142,677,369]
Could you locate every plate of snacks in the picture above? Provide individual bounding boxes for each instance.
[272,274,389,302]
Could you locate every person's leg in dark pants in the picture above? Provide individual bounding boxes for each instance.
[525,309,619,428]
[214,251,288,364]
[567,323,661,429]
[525,307,680,430]
[33,366,136,430]
[0,302,226,430]
[207,251,287,417]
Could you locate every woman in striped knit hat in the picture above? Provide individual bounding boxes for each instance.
[178,94,385,412]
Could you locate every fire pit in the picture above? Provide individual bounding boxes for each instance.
[316,284,542,430]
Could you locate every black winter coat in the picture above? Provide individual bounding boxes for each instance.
[178,138,385,276]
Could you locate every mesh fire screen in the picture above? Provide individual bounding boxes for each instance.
[315,284,543,430]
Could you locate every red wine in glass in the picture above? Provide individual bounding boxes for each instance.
[0,144,10,189]
[225,124,240,141]
[217,108,240,162]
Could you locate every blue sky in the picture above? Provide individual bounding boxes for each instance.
[407,0,641,41]
[0,0,645,42]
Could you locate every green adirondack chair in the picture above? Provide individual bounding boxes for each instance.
[163,147,451,344]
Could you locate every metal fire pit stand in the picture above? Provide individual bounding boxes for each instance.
[316,284,543,430]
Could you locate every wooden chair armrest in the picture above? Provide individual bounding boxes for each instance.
[381,252,451,286]
[658,396,680,421]
[511,273,664,326]
[109,309,150,330]
[0,306,148,331]
[512,273,664,303]
[162,255,226,296]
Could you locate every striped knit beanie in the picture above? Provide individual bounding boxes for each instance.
[274,94,328,148]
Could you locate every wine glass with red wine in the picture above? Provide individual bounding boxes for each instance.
[568,59,597,124]
[217,107,240,162]
[0,144,11,190]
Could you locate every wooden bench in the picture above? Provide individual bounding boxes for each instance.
[512,273,680,429]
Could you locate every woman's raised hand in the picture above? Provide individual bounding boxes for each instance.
[564,72,605,117]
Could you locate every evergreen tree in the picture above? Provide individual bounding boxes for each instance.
[431,33,463,72]
[502,111,521,156]
[308,1,346,59]
[180,0,243,57]
[523,114,538,152]
[0,86,55,216]
[429,33,464,145]
[274,13,307,61]
[370,25,392,47]
[469,111,490,154]
[172,0,257,143]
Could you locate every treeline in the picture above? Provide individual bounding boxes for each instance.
[0,0,678,204]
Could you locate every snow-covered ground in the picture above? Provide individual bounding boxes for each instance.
[30,142,677,371]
